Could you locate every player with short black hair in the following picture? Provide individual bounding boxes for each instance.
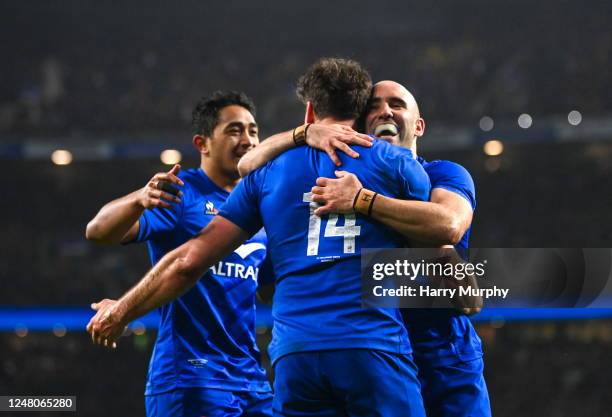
[192,90,257,136]
[86,91,273,417]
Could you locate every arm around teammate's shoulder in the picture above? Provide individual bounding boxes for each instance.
[237,124,372,177]
[85,164,184,244]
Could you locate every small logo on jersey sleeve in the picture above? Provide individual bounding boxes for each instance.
[204,201,218,215]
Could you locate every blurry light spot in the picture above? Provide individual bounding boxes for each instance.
[568,110,582,126]
[484,157,502,173]
[160,149,182,165]
[479,116,494,132]
[15,324,28,338]
[132,321,146,336]
[51,150,73,165]
[490,317,506,329]
[483,140,504,156]
[53,323,67,337]
[518,113,533,129]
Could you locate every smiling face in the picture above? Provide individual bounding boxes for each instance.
[365,80,425,150]
[199,104,259,179]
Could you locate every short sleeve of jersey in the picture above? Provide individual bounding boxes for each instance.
[428,161,476,210]
[396,154,431,202]
[217,167,265,236]
[135,203,183,242]
[376,145,431,202]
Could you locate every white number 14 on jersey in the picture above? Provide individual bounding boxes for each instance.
[303,192,361,256]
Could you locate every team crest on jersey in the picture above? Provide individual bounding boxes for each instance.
[204,201,218,215]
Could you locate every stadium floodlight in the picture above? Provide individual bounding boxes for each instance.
[479,116,494,132]
[518,113,533,129]
[160,149,182,165]
[483,139,504,156]
[51,149,73,165]
[53,323,67,337]
[15,324,28,337]
[568,110,582,126]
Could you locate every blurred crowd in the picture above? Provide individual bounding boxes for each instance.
[1,0,611,138]
[2,321,611,416]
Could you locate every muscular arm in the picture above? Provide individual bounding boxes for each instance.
[87,216,248,343]
[85,190,144,244]
[85,164,183,244]
[312,172,472,246]
[237,130,296,177]
[237,124,372,177]
[370,188,473,246]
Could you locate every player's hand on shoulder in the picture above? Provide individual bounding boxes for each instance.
[138,164,184,209]
[306,124,372,166]
[311,170,363,216]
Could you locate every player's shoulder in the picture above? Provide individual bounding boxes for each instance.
[266,145,318,175]
[269,145,309,166]
[371,138,415,159]
[420,158,476,207]
[175,167,220,203]
[177,167,203,183]
[420,158,473,184]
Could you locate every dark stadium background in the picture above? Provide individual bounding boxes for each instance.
[1,0,611,415]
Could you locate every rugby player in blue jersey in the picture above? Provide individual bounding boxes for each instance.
[87,58,430,417]
[237,80,491,417]
[311,81,491,417]
[85,91,275,417]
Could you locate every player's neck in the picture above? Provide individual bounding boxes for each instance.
[200,161,240,192]
[315,117,355,128]
[401,139,418,158]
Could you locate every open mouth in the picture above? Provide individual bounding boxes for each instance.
[374,123,399,138]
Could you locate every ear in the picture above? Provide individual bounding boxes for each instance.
[414,118,426,138]
[193,134,210,156]
[305,101,316,124]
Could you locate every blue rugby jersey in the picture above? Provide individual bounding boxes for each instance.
[402,157,483,367]
[134,168,271,395]
[218,138,431,364]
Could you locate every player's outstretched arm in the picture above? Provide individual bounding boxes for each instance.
[237,124,372,177]
[312,171,472,246]
[85,164,184,244]
[86,216,248,347]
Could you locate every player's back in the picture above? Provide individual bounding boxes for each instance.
[260,139,428,274]
[223,138,430,363]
